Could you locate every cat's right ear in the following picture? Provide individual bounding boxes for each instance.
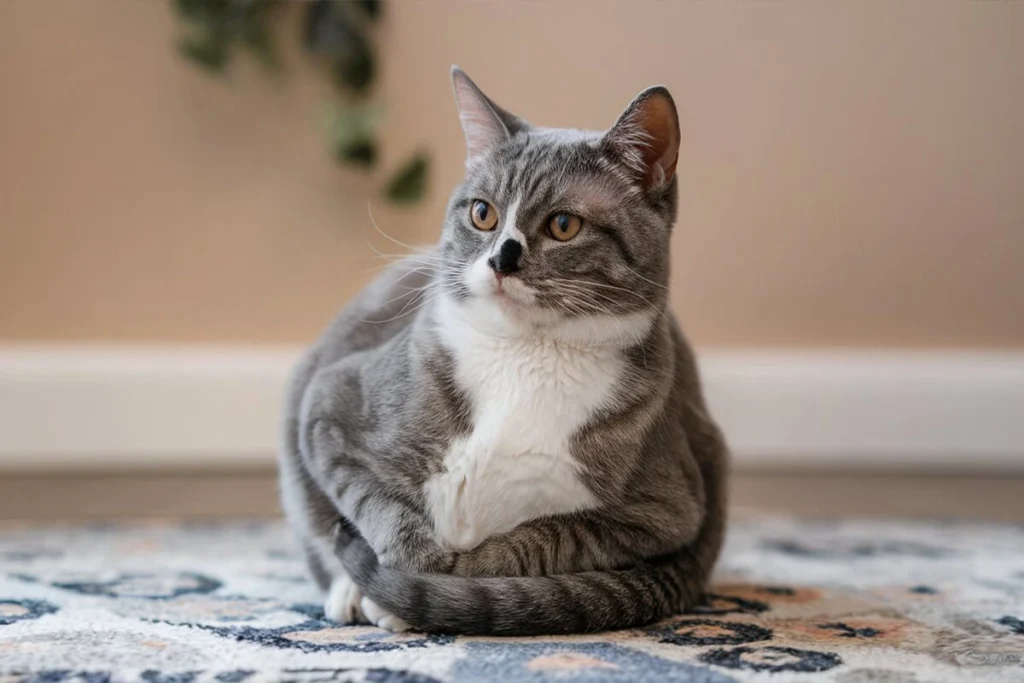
[451,66,528,166]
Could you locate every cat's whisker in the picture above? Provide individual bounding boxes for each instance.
[360,217,468,273]
[550,282,645,310]
[369,250,450,267]
[554,284,626,311]
[377,285,431,311]
[382,253,472,274]
[554,298,635,351]
[578,279,657,301]
[363,271,474,323]
[364,239,431,267]
[366,201,434,254]
[366,277,477,326]
[549,277,658,309]
[621,264,670,291]
[371,278,436,312]
[356,261,408,276]
[553,289,626,343]
[363,287,439,325]
[391,287,436,320]
[370,262,439,279]
[550,283,634,325]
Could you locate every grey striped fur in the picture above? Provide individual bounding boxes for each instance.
[279,67,728,635]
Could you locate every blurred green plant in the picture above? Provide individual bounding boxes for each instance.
[172,0,428,204]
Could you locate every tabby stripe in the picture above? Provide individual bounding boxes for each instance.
[509,537,530,575]
[657,560,682,607]
[594,225,638,268]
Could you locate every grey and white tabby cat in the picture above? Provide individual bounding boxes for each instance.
[279,67,728,636]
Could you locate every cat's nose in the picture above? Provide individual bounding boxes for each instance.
[487,239,523,276]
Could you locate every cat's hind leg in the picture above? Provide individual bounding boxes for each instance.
[280,411,368,625]
[324,573,366,624]
[303,536,368,624]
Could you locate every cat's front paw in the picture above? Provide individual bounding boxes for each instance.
[324,574,364,624]
[361,596,410,632]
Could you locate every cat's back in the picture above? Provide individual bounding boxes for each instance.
[284,255,434,421]
[314,256,434,367]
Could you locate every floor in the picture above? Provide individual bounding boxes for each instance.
[1,469,1022,681]
[2,516,1022,682]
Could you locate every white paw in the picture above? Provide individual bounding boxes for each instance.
[323,574,364,624]
[361,596,410,632]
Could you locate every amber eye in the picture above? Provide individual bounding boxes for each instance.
[547,213,582,241]
[470,200,498,231]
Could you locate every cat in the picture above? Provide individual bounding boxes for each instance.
[279,67,729,636]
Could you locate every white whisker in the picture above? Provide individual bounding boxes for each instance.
[621,264,669,291]
[366,201,433,254]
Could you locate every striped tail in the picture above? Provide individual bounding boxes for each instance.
[333,515,721,636]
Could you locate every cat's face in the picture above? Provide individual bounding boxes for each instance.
[438,68,680,347]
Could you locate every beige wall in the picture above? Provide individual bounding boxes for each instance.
[1,1,1022,348]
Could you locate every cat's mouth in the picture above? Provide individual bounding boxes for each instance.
[464,257,536,308]
[491,276,533,306]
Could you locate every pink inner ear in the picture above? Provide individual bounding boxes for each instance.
[452,71,508,163]
[635,96,680,189]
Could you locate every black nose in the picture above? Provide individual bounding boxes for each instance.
[488,239,523,274]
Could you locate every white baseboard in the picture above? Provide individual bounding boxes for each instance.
[0,346,1022,471]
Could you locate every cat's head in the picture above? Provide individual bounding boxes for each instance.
[438,67,680,347]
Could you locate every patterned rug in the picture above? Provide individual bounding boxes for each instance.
[1,518,1022,683]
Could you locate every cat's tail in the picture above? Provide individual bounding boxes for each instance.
[332,515,721,636]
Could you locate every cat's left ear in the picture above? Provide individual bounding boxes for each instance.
[451,66,530,166]
[603,86,680,193]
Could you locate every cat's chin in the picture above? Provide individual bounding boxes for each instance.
[490,286,534,313]
[475,293,546,327]
[441,289,546,335]
[440,290,654,350]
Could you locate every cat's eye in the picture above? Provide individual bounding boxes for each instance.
[547,213,582,242]
[470,200,499,231]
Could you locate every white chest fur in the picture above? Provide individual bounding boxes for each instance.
[426,301,625,551]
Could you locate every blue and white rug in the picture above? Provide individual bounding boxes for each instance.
[1,518,1022,682]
